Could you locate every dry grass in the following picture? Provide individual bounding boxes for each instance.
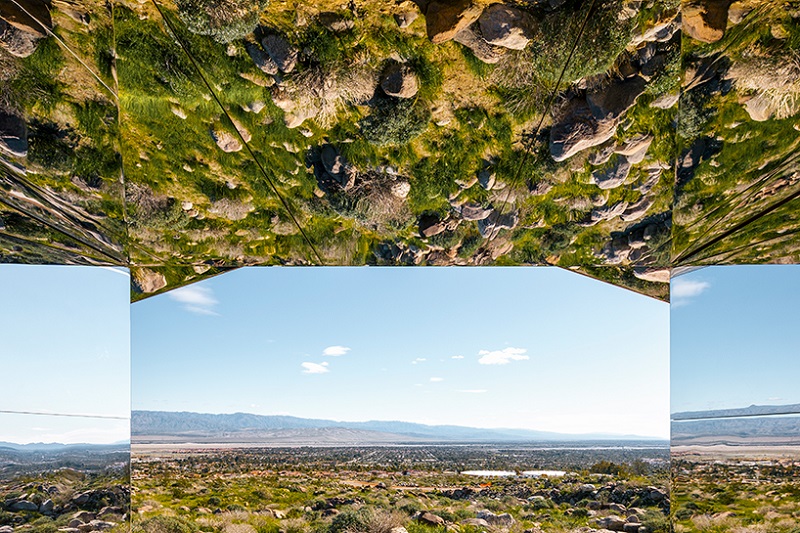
[728,49,800,119]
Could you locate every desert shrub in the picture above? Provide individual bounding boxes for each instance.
[27,121,78,172]
[10,36,65,112]
[639,510,669,533]
[175,0,269,43]
[329,509,372,533]
[359,97,431,146]
[134,516,199,533]
[493,0,634,117]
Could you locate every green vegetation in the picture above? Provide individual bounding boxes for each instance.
[672,456,800,533]
[175,0,270,43]
[132,446,669,533]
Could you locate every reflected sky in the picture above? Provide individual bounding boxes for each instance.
[133,266,669,438]
[671,265,800,413]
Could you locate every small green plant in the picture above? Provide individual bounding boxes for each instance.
[359,97,431,147]
[175,0,270,43]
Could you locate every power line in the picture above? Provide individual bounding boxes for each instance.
[149,0,324,265]
[0,410,129,421]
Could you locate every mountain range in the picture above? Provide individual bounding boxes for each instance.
[131,410,664,444]
[671,403,800,420]
[671,404,800,445]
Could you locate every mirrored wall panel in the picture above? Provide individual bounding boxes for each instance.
[671,265,800,533]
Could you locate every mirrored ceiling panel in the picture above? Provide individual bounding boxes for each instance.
[114,0,680,268]
[672,0,800,265]
[0,0,127,264]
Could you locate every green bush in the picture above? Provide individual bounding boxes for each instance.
[359,97,431,147]
[639,510,669,533]
[329,509,372,533]
[175,0,269,43]
[134,516,199,533]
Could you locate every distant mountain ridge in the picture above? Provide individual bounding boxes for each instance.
[672,403,800,420]
[131,410,664,443]
[671,403,800,445]
[0,442,129,451]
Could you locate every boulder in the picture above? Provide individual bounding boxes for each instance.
[261,33,298,73]
[318,12,355,32]
[478,168,496,190]
[590,158,631,190]
[683,0,732,43]
[477,209,518,238]
[632,267,670,283]
[391,180,411,198]
[211,129,242,152]
[615,134,652,164]
[477,511,515,526]
[0,111,28,158]
[0,19,40,57]
[0,0,51,37]
[72,511,96,522]
[321,144,346,176]
[380,62,419,98]
[620,196,653,222]
[742,93,775,122]
[549,99,617,161]
[245,40,278,75]
[0,527,14,533]
[394,11,418,28]
[419,215,446,238]
[478,4,537,50]
[461,519,490,528]
[10,501,38,512]
[39,499,54,514]
[425,0,483,44]
[418,512,446,526]
[592,515,627,531]
[132,268,167,293]
[650,92,679,109]
[586,76,647,122]
[460,203,492,221]
[589,201,628,224]
[453,26,506,64]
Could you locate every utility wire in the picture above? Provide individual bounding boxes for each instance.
[0,409,129,420]
[8,0,118,100]
[491,0,601,244]
[150,0,324,265]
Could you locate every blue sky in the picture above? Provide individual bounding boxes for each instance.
[133,267,670,438]
[671,265,800,414]
[0,265,130,444]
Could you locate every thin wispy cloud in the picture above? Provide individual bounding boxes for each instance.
[672,279,710,308]
[478,347,529,365]
[412,357,427,364]
[168,285,219,315]
[458,389,488,394]
[323,346,350,356]
[430,377,444,382]
[451,355,464,359]
[301,362,330,374]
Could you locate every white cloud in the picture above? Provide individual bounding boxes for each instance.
[430,377,444,382]
[168,285,219,315]
[301,362,330,374]
[451,355,464,359]
[671,279,710,307]
[478,347,529,365]
[458,389,488,394]
[323,346,350,356]
[412,357,427,364]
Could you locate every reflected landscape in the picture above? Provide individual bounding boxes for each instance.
[131,267,670,533]
[670,266,800,533]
